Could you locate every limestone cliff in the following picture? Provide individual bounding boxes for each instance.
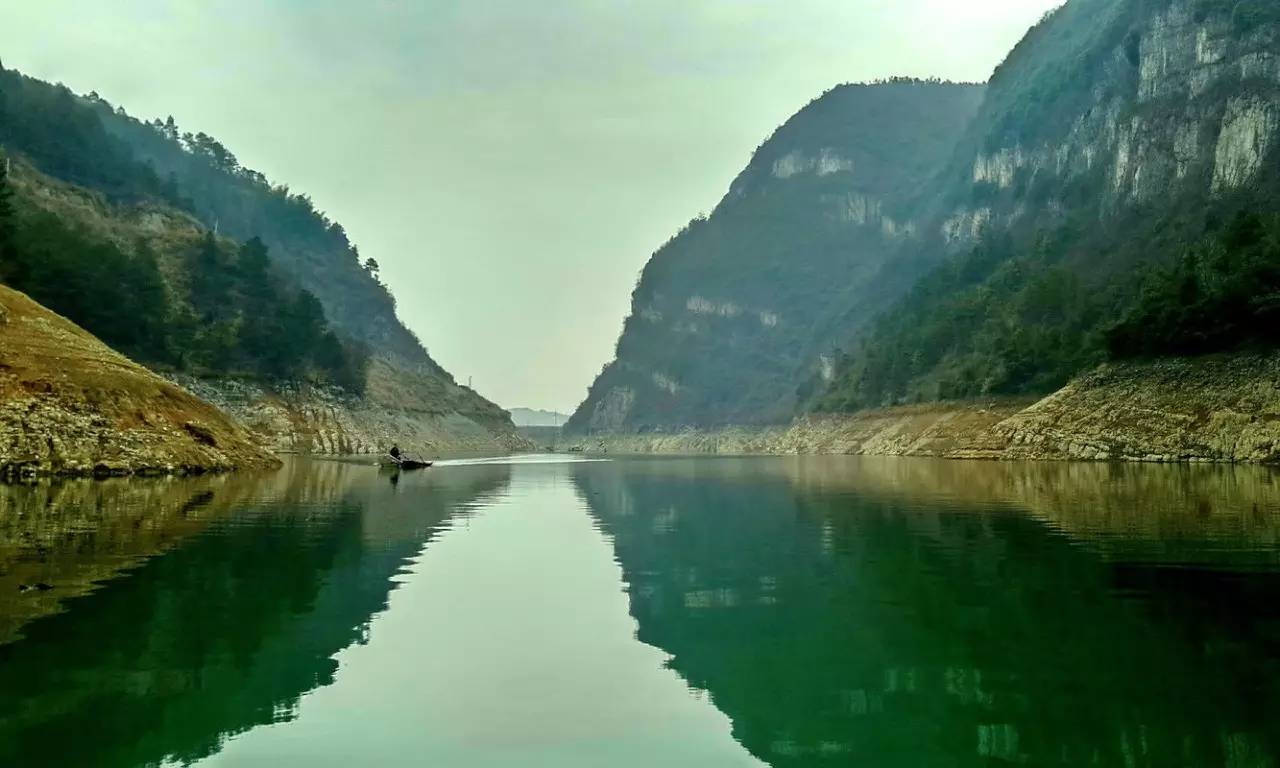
[820,0,1280,409]
[940,0,1280,234]
[0,285,279,478]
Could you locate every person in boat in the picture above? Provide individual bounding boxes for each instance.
[389,444,402,464]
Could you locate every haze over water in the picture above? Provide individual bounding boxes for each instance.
[2,455,1279,766]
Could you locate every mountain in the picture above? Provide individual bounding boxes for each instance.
[567,80,987,433]
[0,62,526,454]
[571,0,1280,436]
[508,408,571,428]
[817,0,1280,411]
[0,284,277,477]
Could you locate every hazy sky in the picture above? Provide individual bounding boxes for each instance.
[0,1,1060,411]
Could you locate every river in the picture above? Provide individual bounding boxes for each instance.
[1,455,1278,767]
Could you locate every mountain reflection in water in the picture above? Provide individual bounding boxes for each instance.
[0,459,512,767]
[0,455,1277,767]
[571,457,1280,767]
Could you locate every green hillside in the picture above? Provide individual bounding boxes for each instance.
[0,60,512,433]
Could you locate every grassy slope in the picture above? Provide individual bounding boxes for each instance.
[0,284,279,475]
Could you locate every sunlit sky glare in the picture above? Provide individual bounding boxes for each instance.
[1,1,1061,412]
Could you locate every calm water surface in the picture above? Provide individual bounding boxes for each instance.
[1,455,1279,766]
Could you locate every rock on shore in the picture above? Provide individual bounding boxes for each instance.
[0,286,280,478]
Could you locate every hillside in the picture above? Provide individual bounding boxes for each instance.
[571,0,1280,436]
[567,81,986,432]
[0,285,278,477]
[817,0,1280,410]
[0,62,525,453]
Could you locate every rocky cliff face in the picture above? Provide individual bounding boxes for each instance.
[0,286,279,478]
[942,0,1280,240]
[568,81,986,433]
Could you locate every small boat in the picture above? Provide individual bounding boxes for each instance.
[379,456,433,471]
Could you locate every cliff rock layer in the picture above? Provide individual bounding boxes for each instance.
[818,0,1280,409]
[0,286,279,477]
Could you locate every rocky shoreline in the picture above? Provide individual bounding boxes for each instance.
[170,360,531,459]
[561,354,1280,465]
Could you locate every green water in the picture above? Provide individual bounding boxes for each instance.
[1,455,1279,767]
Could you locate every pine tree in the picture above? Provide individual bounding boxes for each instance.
[188,232,232,321]
[125,242,170,359]
[235,236,281,367]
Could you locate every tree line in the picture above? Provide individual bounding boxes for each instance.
[1107,212,1280,358]
[814,209,1280,413]
[0,157,369,393]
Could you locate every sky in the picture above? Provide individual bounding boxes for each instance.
[0,0,1061,412]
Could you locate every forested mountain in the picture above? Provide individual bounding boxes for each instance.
[571,0,1280,433]
[84,98,434,369]
[567,81,987,432]
[817,0,1280,411]
[0,60,519,449]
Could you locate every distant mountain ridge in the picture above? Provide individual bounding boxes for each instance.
[508,408,571,428]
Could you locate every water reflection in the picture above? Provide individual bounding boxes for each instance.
[0,459,511,768]
[2,456,1280,767]
[573,457,1280,767]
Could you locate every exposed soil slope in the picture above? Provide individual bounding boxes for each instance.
[0,285,279,477]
